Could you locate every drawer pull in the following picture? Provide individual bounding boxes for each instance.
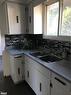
[40,83,42,92]
[18,68,20,75]
[27,71,29,78]
[16,16,19,23]
[50,82,53,88]
[55,77,66,86]
[15,56,22,58]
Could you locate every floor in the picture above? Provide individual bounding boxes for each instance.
[0,56,36,95]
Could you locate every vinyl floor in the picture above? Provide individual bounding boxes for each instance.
[0,56,36,95]
[0,72,36,95]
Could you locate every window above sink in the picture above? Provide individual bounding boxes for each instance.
[42,0,71,41]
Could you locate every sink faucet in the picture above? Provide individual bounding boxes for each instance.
[62,48,70,59]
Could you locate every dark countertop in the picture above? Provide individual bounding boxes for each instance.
[6,48,71,83]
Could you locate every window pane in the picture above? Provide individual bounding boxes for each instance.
[34,4,42,34]
[60,0,71,36]
[47,2,59,36]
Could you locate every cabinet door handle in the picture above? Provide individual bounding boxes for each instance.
[29,16,31,23]
[15,56,22,58]
[18,68,20,75]
[21,61,23,64]
[16,16,19,23]
[40,83,42,92]
[50,82,53,88]
[55,77,66,86]
[27,71,29,78]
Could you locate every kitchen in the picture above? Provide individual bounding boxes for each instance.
[0,0,71,95]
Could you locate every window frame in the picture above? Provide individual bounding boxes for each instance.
[43,0,71,42]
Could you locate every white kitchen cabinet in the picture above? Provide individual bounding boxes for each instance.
[7,2,26,34]
[24,55,50,95]
[24,59,30,84]
[28,2,42,34]
[27,3,33,34]
[27,0,45,34]
[51,73,71,95]
[34,70,50,95]
[10,55,24,84]
[24,55,35,88]
[0,1,26,34]
[2,50,11,77]
[24,55,71,95]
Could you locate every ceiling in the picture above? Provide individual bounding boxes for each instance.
[0,0,32,4]
[0,0,5,4]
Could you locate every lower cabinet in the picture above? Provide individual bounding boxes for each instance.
[51,73,71,95]
[24,60,30,85]
[24,58,37,90]
[2,50,11,76]
[34,70,50,95]
[24,55,50,95]
[24,55,71,95]
[10,55,24,83]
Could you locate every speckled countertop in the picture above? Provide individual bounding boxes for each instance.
[7,48,71,83]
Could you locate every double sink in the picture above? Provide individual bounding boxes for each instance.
[30,51,62,63]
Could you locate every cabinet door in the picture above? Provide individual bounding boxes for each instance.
[29,67,37,92]
[15,57,24,81]
[28,3,33,34]
[51,73,71,95]
[24,55,50,95]
[35,70,50,95]
[24,62,30,84]
[7,3,25,34]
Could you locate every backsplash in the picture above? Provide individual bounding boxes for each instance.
[5,34,42,50]
[41,39,71,59]
[5,34,71,59]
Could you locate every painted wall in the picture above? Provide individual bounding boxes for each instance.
[0,29,1,55]
[0,2,8,55]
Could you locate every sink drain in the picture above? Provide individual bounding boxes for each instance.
[0,92,7,95]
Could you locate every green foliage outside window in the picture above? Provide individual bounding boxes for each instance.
[62,7,71,35]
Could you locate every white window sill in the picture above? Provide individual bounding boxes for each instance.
[43,35,71,42]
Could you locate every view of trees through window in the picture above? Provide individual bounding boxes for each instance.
[61,7,71,36]
[46,2,59,36]
[45,0,71,37]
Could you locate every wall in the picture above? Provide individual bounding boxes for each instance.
[0,29,1,55]
[0,2,8,55]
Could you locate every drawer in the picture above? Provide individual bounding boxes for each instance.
[51,72,71,91]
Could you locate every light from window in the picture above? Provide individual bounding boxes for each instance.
[60,0,71,36]
[46,2,59,36]
[34,4,42,34]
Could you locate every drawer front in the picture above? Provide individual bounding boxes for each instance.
[24,55,51,79]
[51,72,71,92]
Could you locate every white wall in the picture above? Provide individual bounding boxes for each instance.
[0,29,1,55]
[0,2,8,55]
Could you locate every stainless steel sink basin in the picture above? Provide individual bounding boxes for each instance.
[39,55,61,63]
[30,51,47,57]
[30,51,62,63]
